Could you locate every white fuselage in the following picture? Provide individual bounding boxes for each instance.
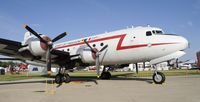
[54,26,188,65]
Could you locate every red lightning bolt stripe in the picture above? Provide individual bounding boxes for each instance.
[54,34,178,50]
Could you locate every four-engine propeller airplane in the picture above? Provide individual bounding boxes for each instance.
[0,25,188,84]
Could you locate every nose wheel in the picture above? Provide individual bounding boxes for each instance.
[152,71,165,84]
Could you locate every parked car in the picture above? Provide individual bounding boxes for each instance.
[0,67,5,75]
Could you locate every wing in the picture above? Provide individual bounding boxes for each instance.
[0,38,73,67]
[0,38,23,58]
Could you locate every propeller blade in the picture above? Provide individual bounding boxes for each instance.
[46,47,52,74]
[83,39,96,53]
[99,45,108,52]
[176,58,179,68]
[183,59,190,63]
[95,52,100,77]
[167,60,171,66]
[23,24,47,43]
[52,32,68,42]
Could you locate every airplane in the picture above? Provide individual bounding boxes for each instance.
[0,25,188,84]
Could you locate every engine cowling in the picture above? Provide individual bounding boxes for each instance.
[27,36,51,56]
[28,40,46,56]
[79,47,96,64]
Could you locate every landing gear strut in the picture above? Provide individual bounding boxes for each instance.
[152,65,165,84]
[100,67,111,79]
[55,67,70,84]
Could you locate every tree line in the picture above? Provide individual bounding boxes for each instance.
[0,61,18,68]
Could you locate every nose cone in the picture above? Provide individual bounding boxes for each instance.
[179,36,189,50]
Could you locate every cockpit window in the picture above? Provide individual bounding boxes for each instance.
[146,31,152,36]
[152,30,163,34]
[156,30,163,34]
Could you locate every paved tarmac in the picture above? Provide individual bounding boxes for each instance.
[0,75,200,102]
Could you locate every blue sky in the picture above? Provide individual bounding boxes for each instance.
[0,0,199,61]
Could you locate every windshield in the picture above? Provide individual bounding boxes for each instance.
[152,30,163,34]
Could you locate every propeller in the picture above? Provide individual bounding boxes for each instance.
[23,24,67,74]
[167,59,179,68]
[23,25,47,43]
[84,40,96,53]
[175,58,179,68]
[84,39,108,77]
[52,32,67,42]
[167,59,190,68]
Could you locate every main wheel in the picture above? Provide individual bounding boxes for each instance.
[55,74,64,84]
[55,74,71,84]
[100,72,111,79]
[63,74,71,83]
[152,72,165,84]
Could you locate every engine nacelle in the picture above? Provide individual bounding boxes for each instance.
[79,48,96,64]
[28,40,47,56]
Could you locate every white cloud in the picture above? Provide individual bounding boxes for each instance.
[187,21,193,27]
[179,24,186,28]
[178,21,194,29]
[31,24,41,27]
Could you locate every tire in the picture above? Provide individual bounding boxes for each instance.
[100,72,111,79]
[63,74,71,83]
[152,72,165,84]
[55,74,64,84]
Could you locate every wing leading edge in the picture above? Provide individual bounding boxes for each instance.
[0,38,22,57]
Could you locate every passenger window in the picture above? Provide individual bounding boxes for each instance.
[100,43,104,46]
[146,31,152,36]
[152,30,155,34]
[156,30,163,34]
[93,44,96,47]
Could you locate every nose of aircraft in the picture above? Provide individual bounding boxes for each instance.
[178,36,189,50]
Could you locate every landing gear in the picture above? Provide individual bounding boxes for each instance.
[63,73,71,83]
[55,73,70,84]
[152,65,165,84]
[152,72,165,84]
[100,72,111,79]
[55,67,71,84]
[100,67,112,79]
[55,74,64,84]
